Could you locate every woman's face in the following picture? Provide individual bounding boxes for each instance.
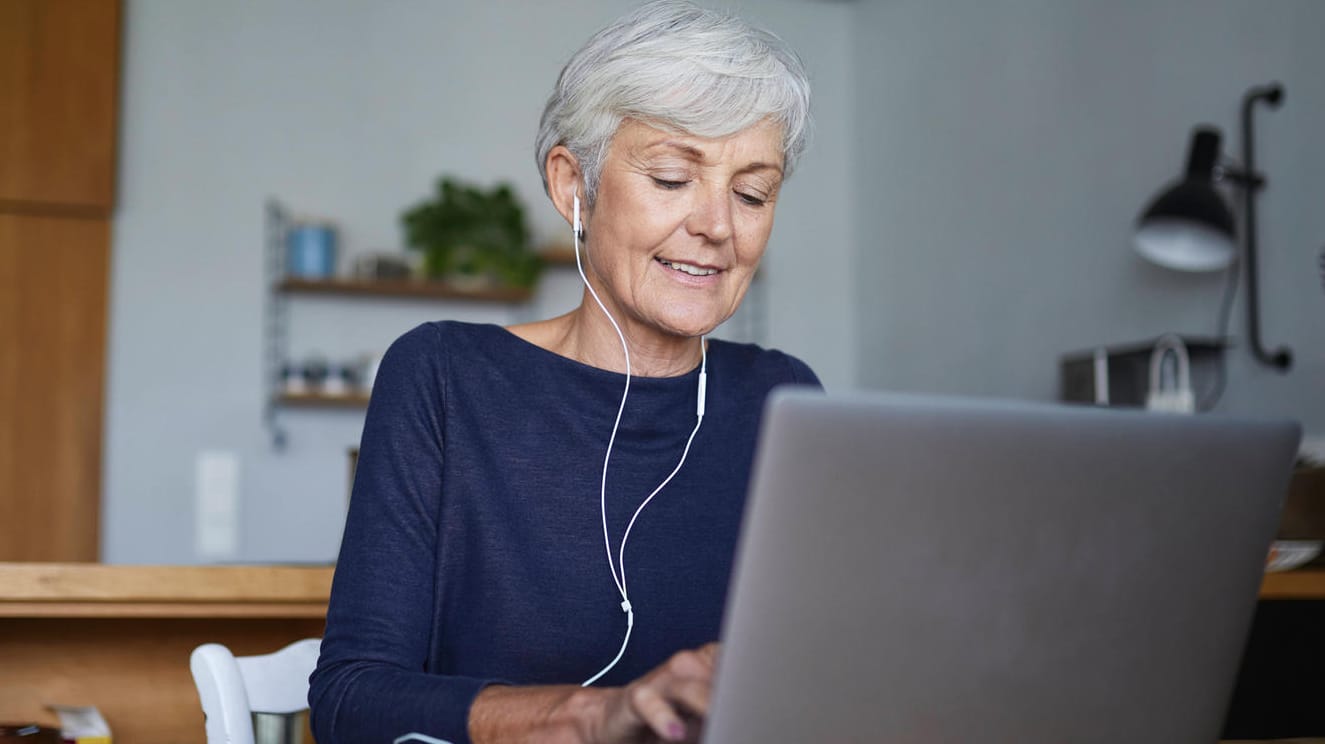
[581,118,784,340]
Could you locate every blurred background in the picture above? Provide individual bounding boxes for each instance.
[2,0,1322,567]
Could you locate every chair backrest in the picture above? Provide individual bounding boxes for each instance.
[190,638,322,744]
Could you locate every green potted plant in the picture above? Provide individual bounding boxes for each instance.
[400,177,542,289]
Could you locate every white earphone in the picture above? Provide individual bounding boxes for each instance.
[573,190,583,241]
[572,190,708,686]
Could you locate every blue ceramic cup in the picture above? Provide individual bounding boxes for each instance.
[287,223,337,278]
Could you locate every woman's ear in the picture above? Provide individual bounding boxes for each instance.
[545,145,584,231]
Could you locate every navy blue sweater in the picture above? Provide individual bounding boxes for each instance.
[309,321,819,744]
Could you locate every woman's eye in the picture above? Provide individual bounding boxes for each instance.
[737,191,767,207]
[651,177,689,190]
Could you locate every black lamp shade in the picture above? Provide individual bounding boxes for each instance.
[1133,128,1237,272]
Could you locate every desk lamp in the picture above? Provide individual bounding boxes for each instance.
[1133,83,1291,372]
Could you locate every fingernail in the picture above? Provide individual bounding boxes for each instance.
[667,721,686,740]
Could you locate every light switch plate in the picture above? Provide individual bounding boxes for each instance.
[196,450,239,559]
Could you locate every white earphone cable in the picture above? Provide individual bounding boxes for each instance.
[618,343,705,594]
[572,193,707,687]
[574,194,633,600]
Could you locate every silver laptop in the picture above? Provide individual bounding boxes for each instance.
[705,389,1300,744]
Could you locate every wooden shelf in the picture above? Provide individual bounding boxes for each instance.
[276,245,576,304]
[540,245,577,266]
[278,276,532,302]
[0,563,334,618]
[277,391,371,408]
[1258,569,1325,599]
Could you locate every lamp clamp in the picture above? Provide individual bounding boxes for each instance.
[1213,162,1265,191]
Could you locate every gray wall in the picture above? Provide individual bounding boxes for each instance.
[103,0,1324,565]
[103,0,856,564]
[852,1,1324,429]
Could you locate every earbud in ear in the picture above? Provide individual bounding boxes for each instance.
[573,192,584,243]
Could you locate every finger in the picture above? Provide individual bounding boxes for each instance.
[663,676,712,719]
[665,648,714,679]
[629,682,689,742]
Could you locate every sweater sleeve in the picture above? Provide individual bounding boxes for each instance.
[309,323,492,744]
[783,352,823,389]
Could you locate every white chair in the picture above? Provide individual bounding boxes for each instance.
[190,638,322,744]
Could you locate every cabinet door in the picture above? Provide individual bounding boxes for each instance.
[0,0,121,213]
[0,213,108,561]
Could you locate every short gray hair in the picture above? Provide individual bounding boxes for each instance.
[535,0,812,203]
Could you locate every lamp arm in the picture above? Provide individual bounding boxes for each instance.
[1240,83,1292,372]
[1214,161,1264,190]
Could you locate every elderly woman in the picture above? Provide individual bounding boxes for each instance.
[309,2,817,742]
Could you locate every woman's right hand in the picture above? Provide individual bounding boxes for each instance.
[468,643,720,744]
[583,642,718,743]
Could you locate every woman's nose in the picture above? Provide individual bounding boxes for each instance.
[686,185,733,244]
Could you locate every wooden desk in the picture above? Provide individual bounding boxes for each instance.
[0,563,332,744]
[0,564,1319,743]
[1258,569,1325,599]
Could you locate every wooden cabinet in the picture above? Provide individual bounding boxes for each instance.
[0,0,121,560]
[0,214,110,561]
[0,0,121,214]
[0,563,332,744]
